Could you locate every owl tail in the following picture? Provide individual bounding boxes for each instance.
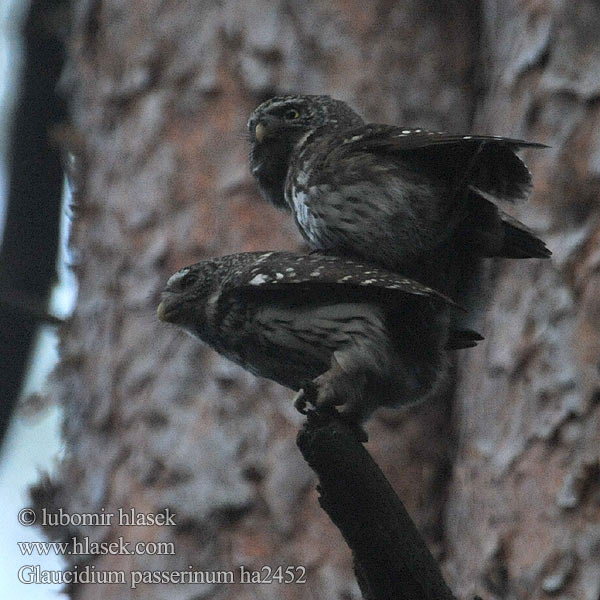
[462,191,551,260]
[497,215,551,259]
[446,327,484,350]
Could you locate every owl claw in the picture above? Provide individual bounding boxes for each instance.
[293,390,308,414]
[293,380,319,414]
[294,385,369,442]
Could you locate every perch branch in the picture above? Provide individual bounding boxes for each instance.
[297,410,457,600]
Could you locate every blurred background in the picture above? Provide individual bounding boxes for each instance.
[1,1,599,599]
[0,0,72,598]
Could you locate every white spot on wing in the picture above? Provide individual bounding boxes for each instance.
[249,274,269,285]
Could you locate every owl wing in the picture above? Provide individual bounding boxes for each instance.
[219,251,458,307]
[225,251,486,350]
[309,123,547,203]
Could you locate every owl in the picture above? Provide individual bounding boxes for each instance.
[248,95,550,303]
[158,251,481,430]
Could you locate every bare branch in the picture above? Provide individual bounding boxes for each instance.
[297,410,458,600]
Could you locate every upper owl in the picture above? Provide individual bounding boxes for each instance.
[247,94,550,298]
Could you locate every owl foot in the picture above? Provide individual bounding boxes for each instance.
[293,380,320,415]
[294,375,346,415]
[293,375,368,442]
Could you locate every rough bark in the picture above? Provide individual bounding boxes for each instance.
[32,1,599,599]
[445,2,600,599]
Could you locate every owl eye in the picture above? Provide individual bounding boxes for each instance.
[284,108,301,120]
[179,271,198,290]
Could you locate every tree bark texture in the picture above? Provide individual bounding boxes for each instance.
[446,2,600,599]
[37,1,599,599]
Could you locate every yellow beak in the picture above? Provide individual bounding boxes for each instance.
[254,122,266,143]
[157,301,167,321]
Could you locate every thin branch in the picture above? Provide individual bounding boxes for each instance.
[297,410,457,600]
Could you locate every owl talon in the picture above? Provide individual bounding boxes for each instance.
[294,380,320,415]
[296,392,369,442]
[293,391,308,414]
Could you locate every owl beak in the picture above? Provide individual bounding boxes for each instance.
[254,122,267,143]
[157,299,179,323]
[157,300,168,321]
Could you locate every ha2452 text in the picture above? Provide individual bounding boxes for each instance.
[239,565,306,584]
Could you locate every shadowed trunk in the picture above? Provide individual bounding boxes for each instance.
[0,0,66,445]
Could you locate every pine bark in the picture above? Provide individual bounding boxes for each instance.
[36,1,600,599]
[446,2,600,599]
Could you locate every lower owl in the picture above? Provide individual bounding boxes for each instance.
[157,251,481,426]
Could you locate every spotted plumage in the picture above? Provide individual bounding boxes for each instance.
[158,251,481,425]
[248,95,551,305]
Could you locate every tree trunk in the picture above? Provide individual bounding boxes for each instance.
[35,1,600,599]
[445,2,600,599]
